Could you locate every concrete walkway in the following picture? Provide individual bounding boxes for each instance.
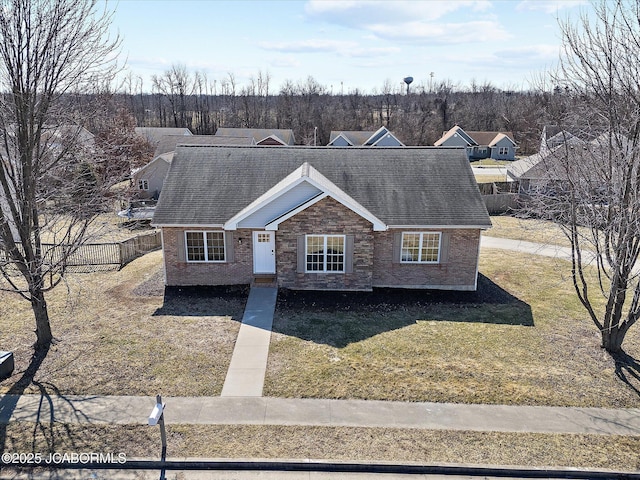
[481,236,576,261]
[221,286,278,397]
[1,394,639,436]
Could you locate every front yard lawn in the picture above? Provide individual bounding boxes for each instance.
[264,249,640,407]
[0,251,247,396]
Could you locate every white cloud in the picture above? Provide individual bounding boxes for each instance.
[260,39,358,53]
[260,39,399,58]
[370,20,510,43]
[302,1,504,45]
[455,44,560,71]
[516,0,587,14]
[269,55,302,68]
[304,0,491,23]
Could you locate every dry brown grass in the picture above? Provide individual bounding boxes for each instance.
[483,214,592,248]
[2,423,639,471]
[0,251,246,396]
[475,174,508,183]
[265,250,640,407]
[38,213,151,244]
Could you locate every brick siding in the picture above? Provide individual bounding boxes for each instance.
[162,227,253,286]
[161,205,481,291]
[373,229,481,290]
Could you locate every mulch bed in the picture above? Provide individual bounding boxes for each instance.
[276,274,518,313]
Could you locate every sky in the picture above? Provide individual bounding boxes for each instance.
[108,0,590,94]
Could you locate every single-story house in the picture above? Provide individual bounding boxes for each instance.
[328,126,404,147]
[152,146,491,291]
[434,125,518,161]
[214,128,295,146]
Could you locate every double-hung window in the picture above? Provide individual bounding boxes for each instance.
[185,231,225,262]
[138,179,149,191]
[306,235,345,273]
[498,146,509,156]
[401,232,441,263]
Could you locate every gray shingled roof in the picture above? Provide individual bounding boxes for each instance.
[466,131,517,146]
[214,128,295,145]
[153,146,491,228]
[134,127,192,145]
[154,135,253,156]
[329,130,376,145]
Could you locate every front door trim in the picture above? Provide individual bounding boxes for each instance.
[253,231,276,274]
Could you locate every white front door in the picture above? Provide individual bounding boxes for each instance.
[253,231,276,274]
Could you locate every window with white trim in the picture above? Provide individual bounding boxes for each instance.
[306,235,345,272]
[185,231,225,262]
[401,232,441,263]
[138,179,149,190]
[498,146,509,156]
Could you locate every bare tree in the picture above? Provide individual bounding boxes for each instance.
[0,0,120,351]
[529,0,640,353]
[151,64,194,128]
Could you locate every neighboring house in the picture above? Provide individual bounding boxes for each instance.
[214,128,295,146]
[135,127,192,150]
[153,134,254,157]
[328,126,404,147]
[132,152,174,200]
[133,136,255,200]
[506,152,546,184]
[510,133,628,194]
[152,146,491,291]
[539,125,585,155]
[434,125,518,161]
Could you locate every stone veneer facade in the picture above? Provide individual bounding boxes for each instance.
[275,197,374,291]
[161,197,482,291]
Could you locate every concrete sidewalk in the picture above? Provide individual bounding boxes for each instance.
[1,394,639,436]
[481,236,576,260]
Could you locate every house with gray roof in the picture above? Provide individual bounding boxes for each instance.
[214,128,295,146]
[328,126,404,147]
[539,125,585,155]
[153,134,254,157]
[152,146,491,291]
[134,127,192,147]
[434,125,518,161]
[133,135,255,200]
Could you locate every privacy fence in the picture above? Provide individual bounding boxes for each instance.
[478,181,521,214]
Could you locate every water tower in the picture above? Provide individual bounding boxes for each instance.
[403,76,413,95]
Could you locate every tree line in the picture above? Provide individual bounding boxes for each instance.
[116,65,563,155]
